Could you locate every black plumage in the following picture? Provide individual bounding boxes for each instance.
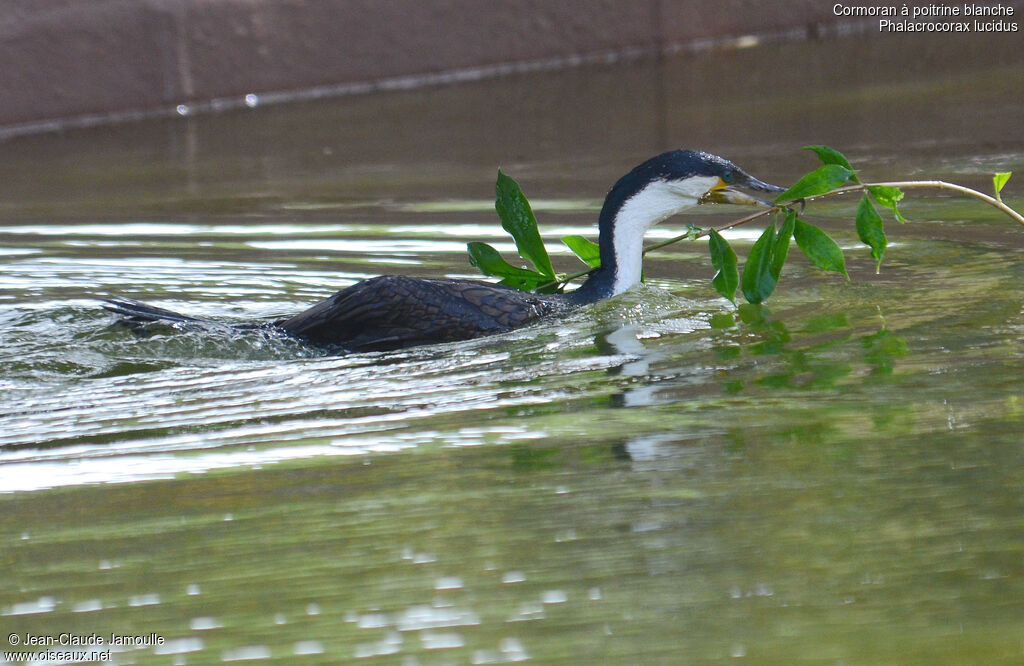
[275,275,568,351]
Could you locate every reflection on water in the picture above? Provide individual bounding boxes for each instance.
[1,29,1024,664]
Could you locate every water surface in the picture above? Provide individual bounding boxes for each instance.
[2,31,1023,664]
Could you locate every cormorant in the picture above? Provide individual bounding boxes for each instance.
[102,150,784,352]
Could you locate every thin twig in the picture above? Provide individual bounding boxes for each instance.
[642,179,1024,257]
[847,181,1024,227]
[642,207,779,255]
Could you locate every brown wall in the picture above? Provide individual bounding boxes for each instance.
[0,1,869,130]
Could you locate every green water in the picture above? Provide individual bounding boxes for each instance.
[2,31,1024,664]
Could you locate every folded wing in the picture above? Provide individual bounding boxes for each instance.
[276,275,563,351]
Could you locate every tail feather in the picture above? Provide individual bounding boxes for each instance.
[101,297,202,325]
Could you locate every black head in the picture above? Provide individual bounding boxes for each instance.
[625,149,784,201]
[572,150,785,304]
[597,150,785,233]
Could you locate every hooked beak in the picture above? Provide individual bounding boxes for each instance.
[699,174,786,208]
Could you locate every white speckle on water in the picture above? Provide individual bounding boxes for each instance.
[434,576,463,590]
[506,602,544,622]
[473,640,531,664]
[473,650,501,664]
[354,632,402,658]
[274,613,287,625]
[588,587,602,601]
[176,104,190,116]
[72,599,104,613]
[154,637,204,655]
[632,520,662,533]
[412,552,437,564]
[306,603,321,616]
[731,643,747,658]
[3,596,57,616]
[129,593,161,607]
[244,94,259,108]
[502,571,526,584]
[223,513,234,521]
[358,612,390,629]
[541,589,568,604]
[190,616,223,631]
[395,604,479,632]
[99,559,120,570]
[187,584,202,596]
[500,637,530,661]
[293,640,324,655]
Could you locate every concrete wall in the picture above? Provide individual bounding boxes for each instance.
[0,1,844,130]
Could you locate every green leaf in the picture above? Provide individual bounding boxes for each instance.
[774,164,856,204]
[794,219,849,279]
[739,214,795,305]
[993,172,1012,202]
[708,229,739,305]
[495,170,555,278]
[855,195,887,273]
[867,185,906,223]
[741,224,779,304]
[770,212,795,281]
[561,235,602,268]
[803,145,860,183]
[466,241,551,291]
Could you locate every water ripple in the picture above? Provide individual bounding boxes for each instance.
[0,285,683,491]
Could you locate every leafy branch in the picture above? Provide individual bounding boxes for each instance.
[468,146,1021,305]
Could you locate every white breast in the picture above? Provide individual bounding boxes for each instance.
[609,176,719,295]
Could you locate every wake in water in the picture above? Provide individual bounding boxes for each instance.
[2,285,700,388]
[0,302,321,381]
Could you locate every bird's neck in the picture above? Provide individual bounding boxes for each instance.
[570,178,704,305]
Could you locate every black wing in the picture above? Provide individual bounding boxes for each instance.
[276,275,565,351]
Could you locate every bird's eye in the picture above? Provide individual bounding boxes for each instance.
[722,171,733,184]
